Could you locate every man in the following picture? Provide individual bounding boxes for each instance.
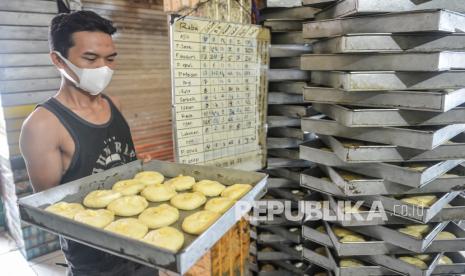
[20,11,155,275]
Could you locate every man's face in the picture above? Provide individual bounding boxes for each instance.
[53,31,117,80]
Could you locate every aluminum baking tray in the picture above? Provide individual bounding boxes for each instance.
[431,193,465,222]
[267,137,304,149]
[256,243,303,261]
[365,253,441,276]
[250,260,309,276]
[267,187,308,206]
[271,32,315,45]
[301,52,465,72]
[350,222,449,253]
[268,92,304,105]
[251,228,288,244]
[268,81,307,95]
[302,0,337,8]
[268,148,300,160]
[263,20,303,32]
[312,34,465,54]
[314,104,465,127]
[268,105,316,118]
[255,225,301,244]
[270,44,312,58]
[303,86,465,112]
[268,127,315,140]
[267,177,300,189]
[267,158,312,169]
[432,252,465,275]
[301,116,465,150]
[261,6,318,21]
[324,221,465,256]
[270,57,301,69]
[264,167,303,183]
[311,71,465,91]
[303,242,398,276]
[302,10,465,39]
[316,0,465,20]
[301,164,465,196]
[357,192,459,223]
[268,69,310,81]
[268,116,301,128]
[320,134,465,163]
[18,159,268,274]
[302,221,333,248]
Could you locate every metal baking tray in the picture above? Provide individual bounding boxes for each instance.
[319,134,465,163]
[267,157,312,169]
[299,140,465,187]
[270,44,312,58]
[303,86,465,112]
[270,57,301,69]
[268,69,310,81]
[249,259,310,276]
[314,103,465,127]
[365,253,441,276]
[268,127,314,140]
[268,92,304,104]
[256,243,303,261]
[316,0,465,20]
[301,116,465,150]
[432,193,465,222]
[357,192,459,223]
[339,160,465,188]
[311,71,465,91]
[251,228,288,244]
[302,221,333,248]
[263,20,304,32]
[301,164,465,196]
[303,242,398,276]
[268,105,316,118]
[302,10,465,39]
[302,0,337,8]
[264,167,303,183]
[432,252,465,275]
[261,6,319,21]
[301,52,465,72]
[268,116,301,128]
[255,225,301,244]
[18,159,268,274]
[350,222,449,252]
[267,137,305,149]
[267,177,300,189]
[267,187,308,206]
[270,32,315,45]
[312,34,465,54]
[324,221,465,256]
[268,81,307,95]
[268,148,300,160]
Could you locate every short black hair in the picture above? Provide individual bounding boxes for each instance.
[49,10,117,57]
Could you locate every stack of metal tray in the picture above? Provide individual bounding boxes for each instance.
[18,160,268,274]
[297,3,465,276]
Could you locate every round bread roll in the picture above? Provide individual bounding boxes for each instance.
[340,234,366,243]
[398,228,423,239]
[435,231,457,240]
[406,224,431,235]
[438,255,453,265]
[142,227,184,252]
[401,195,437,207]
[83,190,122,208]
[45,202,85,219]
[112,179,145,196]
[204,197,235,214]
[182,210,221,235]
[141,184,177,202]
[340,259,364,268]
[398,256,428,269]
[107,195,148,216]
[164,175,196,191]
[415,254,432,262]
[134,171,164,186]
[170,192,206,211]
[221,184,252,200]
[74,209,114,228]
[193,180,226,197]
[332,226,356,238]
[104,218,148,239]
[138,204,179,229]
[261,264,275,272]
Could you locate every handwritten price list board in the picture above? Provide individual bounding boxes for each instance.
[170,17,270,170]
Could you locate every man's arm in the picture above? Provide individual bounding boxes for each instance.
[20,108,63,192]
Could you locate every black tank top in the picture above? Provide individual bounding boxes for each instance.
[38,94,138,274]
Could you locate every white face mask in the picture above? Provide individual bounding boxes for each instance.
[54,51,114,96]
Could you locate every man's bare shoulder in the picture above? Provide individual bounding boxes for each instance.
[21,107,61,138]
